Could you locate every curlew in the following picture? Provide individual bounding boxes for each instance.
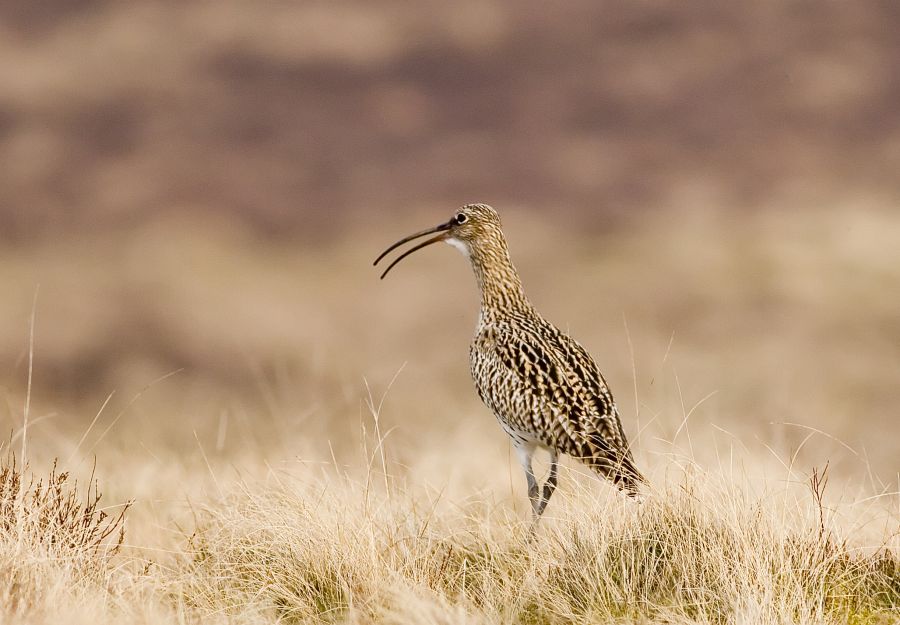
[374,204,644,522]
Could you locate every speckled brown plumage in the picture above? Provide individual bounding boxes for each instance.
[375,203,644,520]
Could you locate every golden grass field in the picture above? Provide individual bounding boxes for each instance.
[1,206,898,624]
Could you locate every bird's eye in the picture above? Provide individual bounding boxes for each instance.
[455,214,468,225]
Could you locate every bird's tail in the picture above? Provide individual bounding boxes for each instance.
[613,462,645,497]
[607,454,645,497]
[584,436,646,497]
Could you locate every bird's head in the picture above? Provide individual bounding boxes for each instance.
[374,203,504,279]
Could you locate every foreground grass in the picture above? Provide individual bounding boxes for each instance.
[177,466,899,625]
[0,448,900,624]
[1,454,898,624]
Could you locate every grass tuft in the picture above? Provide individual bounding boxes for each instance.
[0,453,132,620]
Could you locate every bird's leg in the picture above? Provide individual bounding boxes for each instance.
[514,443,540,520]
[535,450,559,517]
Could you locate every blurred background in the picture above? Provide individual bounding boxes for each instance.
[1,1,898,486]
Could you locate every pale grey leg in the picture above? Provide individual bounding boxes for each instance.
[535,449,559,517]
[514,443,540,521]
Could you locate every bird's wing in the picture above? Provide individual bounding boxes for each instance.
[472,320,642,487]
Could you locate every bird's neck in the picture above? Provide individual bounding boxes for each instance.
[468,239,530,318]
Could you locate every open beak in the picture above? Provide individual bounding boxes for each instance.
[373,218,454,279]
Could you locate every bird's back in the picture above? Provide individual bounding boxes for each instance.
[470,310,643,493]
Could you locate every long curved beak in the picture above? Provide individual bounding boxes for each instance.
[373,219,454,279]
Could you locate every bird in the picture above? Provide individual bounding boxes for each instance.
[374,204,644,522]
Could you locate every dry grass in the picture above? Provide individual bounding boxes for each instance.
[1,433,897,624]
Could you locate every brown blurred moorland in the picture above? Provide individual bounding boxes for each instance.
[2,1,899,235]
[0,1,898,484]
